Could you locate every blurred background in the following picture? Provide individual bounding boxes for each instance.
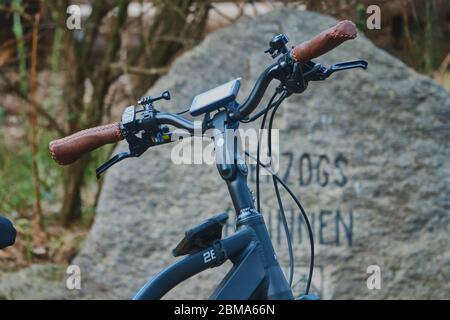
[0,0,449,293]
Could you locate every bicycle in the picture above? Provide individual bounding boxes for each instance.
[49,20,367,300]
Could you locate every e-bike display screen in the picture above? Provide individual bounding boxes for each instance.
[189,78,241,116]
[121,105,135,125]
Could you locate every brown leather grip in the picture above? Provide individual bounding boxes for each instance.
[49,122,123,165]
[291,20,357,63]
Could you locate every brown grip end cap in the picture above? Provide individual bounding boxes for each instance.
[332,20,357,39]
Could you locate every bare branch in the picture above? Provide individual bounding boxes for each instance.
[110,63,169,76]
[0,67,65,136]
[0,4,34,21]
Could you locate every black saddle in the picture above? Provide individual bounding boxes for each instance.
[0,216,16,249]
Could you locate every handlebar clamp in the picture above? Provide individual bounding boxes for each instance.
[275,53,308,94]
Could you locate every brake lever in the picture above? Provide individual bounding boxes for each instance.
[95,128,173,179]
[324,60,368,77]
[96,152,134,179]
[303,59,368,81]
[95,134,152,179]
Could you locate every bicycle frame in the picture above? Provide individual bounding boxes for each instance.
[133,110,293,300]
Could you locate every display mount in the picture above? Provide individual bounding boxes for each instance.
[189,78,241,116]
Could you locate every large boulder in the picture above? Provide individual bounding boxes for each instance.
[74,8,450,299]
[0,264,68,300]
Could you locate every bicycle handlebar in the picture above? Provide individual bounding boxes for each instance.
[49,21,360,166]
[237,63,279,119]
[155,112,198,133]
[48,114,197,166]
[239,21,357,117]
[49,122,123,165]
[291,20,357,63]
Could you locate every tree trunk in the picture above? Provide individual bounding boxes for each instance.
[30,11,48,245]
[57,0,130,226]
[60,155,90,227]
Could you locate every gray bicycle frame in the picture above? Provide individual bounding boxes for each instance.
[133,110,293,300]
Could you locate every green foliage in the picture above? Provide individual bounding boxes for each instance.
[0,107,5,123]
[0,127,62,219]
[424,1,440,72]
[51,28,63,72]
[14,217,33,263]
[11,0,28,96]
[36,133,64,204]
[0,130,34,216]
[355,4,366,34]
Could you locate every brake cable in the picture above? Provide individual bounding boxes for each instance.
[243,87,315,295]
[255,90,280,212]
[266,90,314,295]
[252,89,296,289]
[247,89,295,287]
[245,150,315,296]
[240,92,280,123]
[176,108,190,115]
[277,173,315,295]
[272,168,294,286]
[265,91,295,287]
